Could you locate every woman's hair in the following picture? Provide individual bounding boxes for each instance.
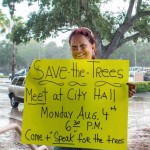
[69,27,96,45]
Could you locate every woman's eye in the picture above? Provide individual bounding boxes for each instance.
[81,45,86,49]
[72,47,77,51]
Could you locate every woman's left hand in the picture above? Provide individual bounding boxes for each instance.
[127,83,136,97]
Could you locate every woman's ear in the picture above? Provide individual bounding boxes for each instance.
[92,43,96,53]
[92,43,96,59]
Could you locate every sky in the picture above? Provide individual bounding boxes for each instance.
[0,0,129,46]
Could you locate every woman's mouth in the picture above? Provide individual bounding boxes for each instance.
[74,53,86,58]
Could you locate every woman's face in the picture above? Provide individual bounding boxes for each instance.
[70,34,95,59]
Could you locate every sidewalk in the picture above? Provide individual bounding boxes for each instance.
[132,92,150,101]
[0,78,11,84]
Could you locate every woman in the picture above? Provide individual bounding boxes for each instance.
[54,27,135,150]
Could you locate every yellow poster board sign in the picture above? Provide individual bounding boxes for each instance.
[21,59,129,150]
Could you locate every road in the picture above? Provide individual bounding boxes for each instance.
[0,78,29,150]
[0,79,23,123]
[0,78,150,150]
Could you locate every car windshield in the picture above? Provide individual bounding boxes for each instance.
[130,67,143,71]
[16,69,26,74]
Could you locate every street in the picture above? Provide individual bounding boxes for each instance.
[0,78,29,150]
[0,78,150,150]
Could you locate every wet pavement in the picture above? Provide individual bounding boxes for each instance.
[0,78,150,150]
[128,93,150,150]
[0,78,30,150]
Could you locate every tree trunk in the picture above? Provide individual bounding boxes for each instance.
[95,35,110,59]
[11,42,16,80]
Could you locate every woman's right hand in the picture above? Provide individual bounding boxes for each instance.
[127,83,136,98]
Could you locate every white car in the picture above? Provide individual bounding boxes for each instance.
[9,68,28,80]
[129,66,145,77]
[8,76,25,108]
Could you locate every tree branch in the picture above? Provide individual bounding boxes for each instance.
[120,11,150,35]
[122,11,150,35]
[136,0,142,13]
[56,28,73,32]
[118,33,141,48]
[119,32,150,48]
[126,0,136,21]
[107,10,150,54]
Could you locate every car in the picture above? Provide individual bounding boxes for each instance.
[144,67,150,73]
[15,68,28,77]
[8,76,25,108]
[129,66,145,77]
[9,68,28,80]
[144,72,150,81]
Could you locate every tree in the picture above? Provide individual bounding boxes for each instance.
[6,16,25,79]
[110,42,150,67]
[0,40,13,74]
[45,42,58,58]
[2,0,150,58]
[0,9,10,33]
[0,40,26,74]
[17,40,45,67]
[44,41,71,58]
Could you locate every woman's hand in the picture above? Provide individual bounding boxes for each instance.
[127,83,136,97]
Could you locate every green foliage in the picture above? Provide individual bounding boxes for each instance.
[6,16,25,45]
[0,40,26,74]
[17,40,46,67]
[2,0,25,17]
[134,16,150,42]
[2,0,117,42]
[16,39,71,68]
[0,40,13,74]
[0,40,13,65]
[0,9,10,33]
[2,0,150,58]
[44,41,71,58]
[135,82,150,93]
[0,75,8,78]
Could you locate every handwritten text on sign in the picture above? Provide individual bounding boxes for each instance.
[21,59,129,150]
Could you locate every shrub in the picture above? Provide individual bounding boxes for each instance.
[134,82,150,93]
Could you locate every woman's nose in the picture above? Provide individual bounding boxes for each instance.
[76,46,82,51]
